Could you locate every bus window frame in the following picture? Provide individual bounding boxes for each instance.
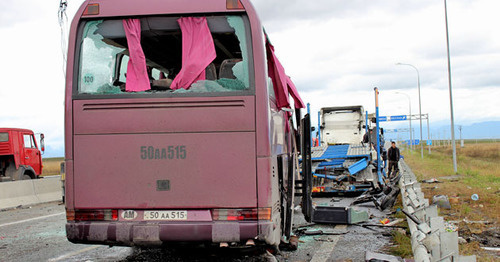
[72,13,255,100]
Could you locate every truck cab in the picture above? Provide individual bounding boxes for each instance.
[0,128,44,182]
[320,106,365,145]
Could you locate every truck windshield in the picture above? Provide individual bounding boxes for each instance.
[0,133,8,142]
[77,15,252,96]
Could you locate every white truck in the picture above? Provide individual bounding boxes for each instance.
[320,106,365,145]
[311,105,382,195]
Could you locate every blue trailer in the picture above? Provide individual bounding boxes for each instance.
[309,106,385,195]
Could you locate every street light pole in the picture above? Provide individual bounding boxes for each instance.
[397,63,424,158]
[427,114,431,154]
[444,0,458,173]
[395,91,412,151]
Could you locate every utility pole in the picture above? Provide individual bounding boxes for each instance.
[427,114,431,154]
[444,0,458,173]
[459,125,464,148]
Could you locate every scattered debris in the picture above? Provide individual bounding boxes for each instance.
[432,195,452,209]
[263,250,278,262]
[279,236,299,251]
[384,218,404,227]
[471,194,479,201]
[380,218,390,225]
[365,250,402,262]
[357,224,406,229]
[401,209,421,225]
[438,174,461,181]
[313,236,340,242]
[421,178,441,183]
[459,219,494,225]
[312,206,369,224]
[297,229,349,236]
[458,236,467,244]
[480,247,500,252]
[449,196,460,204]
[444,221,458,232]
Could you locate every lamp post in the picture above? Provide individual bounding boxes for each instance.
[395,91,412,150]
[444,0,458,173]
[397,63,424,159]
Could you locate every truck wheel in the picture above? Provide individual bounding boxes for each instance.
[22,172,33,180]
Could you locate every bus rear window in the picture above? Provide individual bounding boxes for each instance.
[0,133,8,142]
[77,15,252,96]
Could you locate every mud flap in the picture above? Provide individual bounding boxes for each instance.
[5,164,24,181]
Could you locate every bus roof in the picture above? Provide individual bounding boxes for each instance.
[77,0,250,19]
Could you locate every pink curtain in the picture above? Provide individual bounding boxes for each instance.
[123,19,150,92]
[171,17,216,90]
[266,41,290,109]
[286,76,305,109]
[266,40,305,110]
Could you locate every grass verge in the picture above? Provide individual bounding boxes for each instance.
[403,142,499,261]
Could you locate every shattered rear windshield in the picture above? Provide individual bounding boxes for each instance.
[0,133,8,142]
[77,15,252,96]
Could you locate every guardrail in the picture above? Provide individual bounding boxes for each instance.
[0,176,62,210]
[398,160,476,262]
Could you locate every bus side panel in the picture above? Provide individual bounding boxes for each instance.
[65,160,74,209]
[244,0,271,158]
[256,157,272,207]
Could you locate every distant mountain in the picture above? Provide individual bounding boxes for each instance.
[460,121,500,139]
[383,121,500,141]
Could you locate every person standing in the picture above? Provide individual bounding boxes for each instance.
[387,141,400,178]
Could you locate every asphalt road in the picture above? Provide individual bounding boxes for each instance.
[0,199,393,262]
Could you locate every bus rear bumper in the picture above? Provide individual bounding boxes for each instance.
[66,221,273,246]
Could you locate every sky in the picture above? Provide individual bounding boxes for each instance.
[0,0,499,157]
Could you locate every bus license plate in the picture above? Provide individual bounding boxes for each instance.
[143,210,187,221]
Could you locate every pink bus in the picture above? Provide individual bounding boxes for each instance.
[64,0,306,248]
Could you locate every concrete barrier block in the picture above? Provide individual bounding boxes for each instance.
[440,231,459,261]
[415,209,426,221]
[0,180,38,209]
[422,233,440,260]
[413,245,431,262]
[430,217,445,233]
[424,205,438,221]
[458,255,476,262]
[33,178,62,203]
[0,177,62,210]
[417,223,431,234]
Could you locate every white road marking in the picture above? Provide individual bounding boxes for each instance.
[47,246,101,262]
[310,225,347,262]
[0,212,65,228]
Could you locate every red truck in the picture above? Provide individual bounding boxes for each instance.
[0,128,45,182]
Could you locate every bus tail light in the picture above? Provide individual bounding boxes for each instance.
[226,0,244,10]
[67,209,118,221]
[212,208,271,221]
[83,3,99,15]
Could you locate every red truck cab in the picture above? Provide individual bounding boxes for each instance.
[0,128,44,182]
